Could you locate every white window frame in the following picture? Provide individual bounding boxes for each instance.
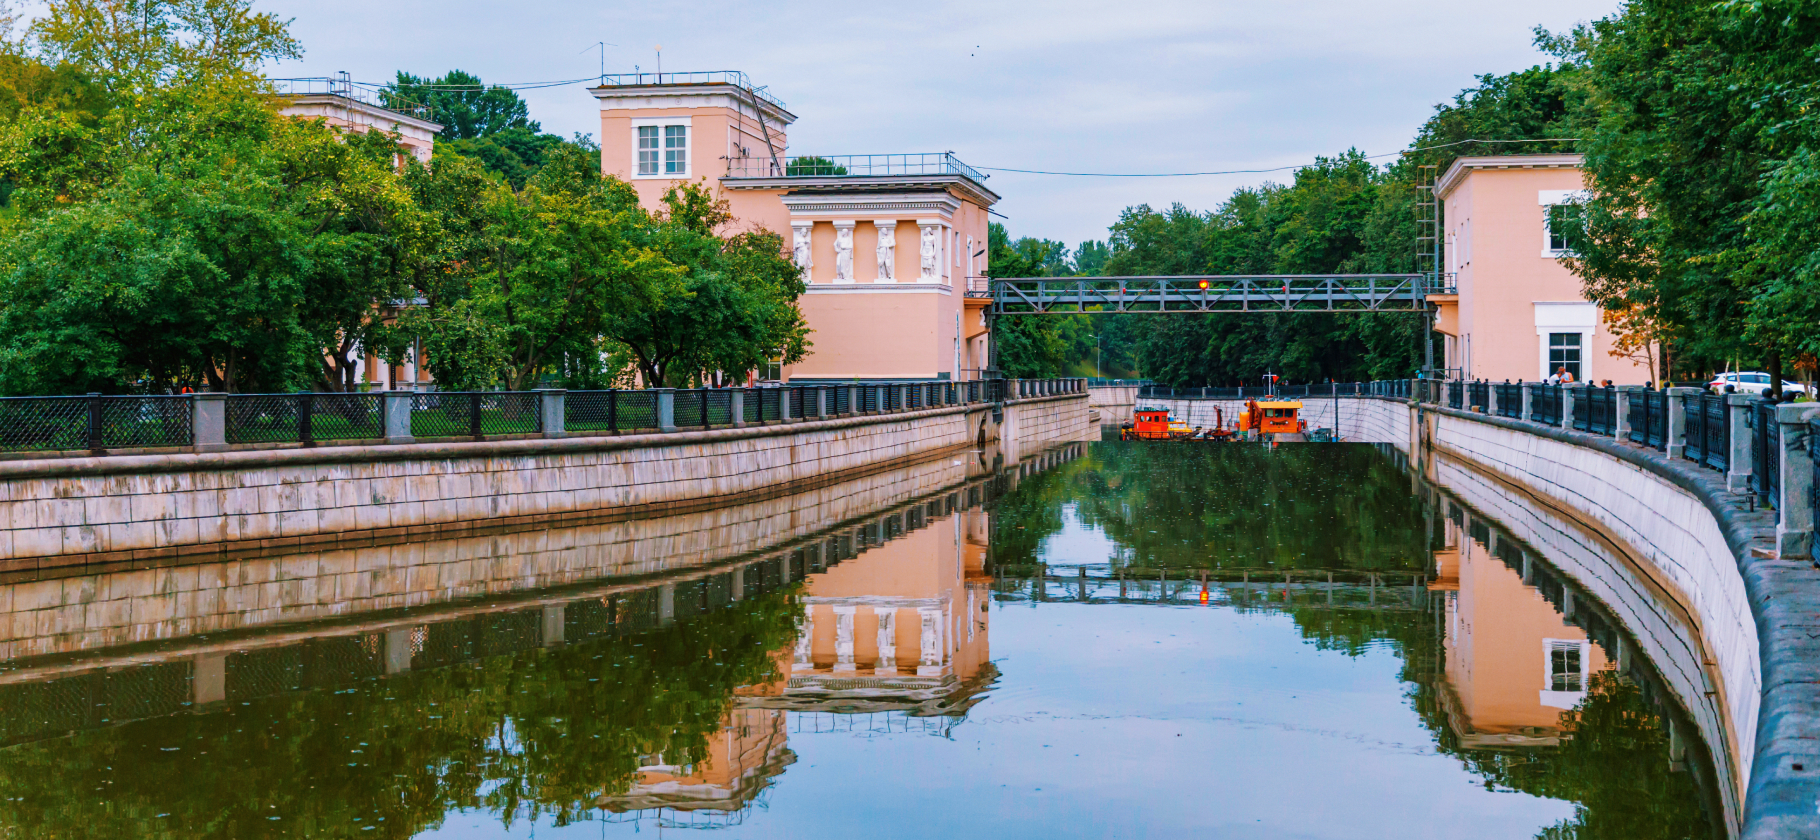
[1540,638,1590,709]
[1534,302,1597,381]
[631,117,691,179]
[1538,189,1589,258]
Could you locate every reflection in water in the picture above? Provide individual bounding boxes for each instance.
[0,442,1726,838]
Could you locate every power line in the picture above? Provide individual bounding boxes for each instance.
[973,138,1580,177]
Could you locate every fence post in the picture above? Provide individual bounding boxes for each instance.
[193,393,227,452]
[85,392,102,450]
[849,384,861,414]
[1774,404,1820,558]
[1615,385,1640,441]
[1560,385,1579,430]
[815,386,828,418]
[1727,393,1754,493]
[1665,387,1701,460]
[1486,381,1498,416]
[1520,383,1535,423]
[297,391,315,445]
[779,387,794,422]
[384,391,414,444]
[656,388,677,432]
[730,389,745,428]
[467,392,483,439]
[539,389,565,439]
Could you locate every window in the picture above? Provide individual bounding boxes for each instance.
[1548,333,1582,381]
[636,126,659,175]
[1549,641,1584,692]
[1546,203,1585,254]
[664,125,688,175]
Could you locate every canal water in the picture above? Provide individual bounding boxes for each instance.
[0,440,1724,839]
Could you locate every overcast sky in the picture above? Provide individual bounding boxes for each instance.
[233,0,1608,246]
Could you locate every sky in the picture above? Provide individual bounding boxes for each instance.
[75,0,1620,249]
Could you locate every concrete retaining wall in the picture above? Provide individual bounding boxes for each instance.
[1339,397,1808,839]
[0,395,1089,576]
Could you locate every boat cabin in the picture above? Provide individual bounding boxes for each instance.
[1130,409,1174,440]
[1243,400,1304,435]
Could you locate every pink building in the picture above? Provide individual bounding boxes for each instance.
[591,72,1000,383]
[275,74,442,165]
[1431,154,1651,384]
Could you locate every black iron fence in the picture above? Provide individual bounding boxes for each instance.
[0,394,193,451]
[1494,382,1523,419]
[1531,384,1562,426]
[1571,386,1616,435]
[1446,381,1464,410]
[226,393,383,444]
[0,379,1084,455]
[1750,401,1781,507]
[1627,390,1668,451]
[1684,393,1730,473]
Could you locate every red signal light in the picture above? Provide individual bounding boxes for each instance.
[1197,280,1210,289]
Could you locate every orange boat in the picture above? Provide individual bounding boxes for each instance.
[1237,399,1306,437]
[1122,409,1192,440]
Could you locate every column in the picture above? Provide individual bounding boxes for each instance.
[832,220,856,282]
[791,221,813,284]
[1560,384,1578,430]
[875,220,897,283]
[538,389,565,439]
[874,607,897,672]
[192,653,227,705]
[1486,382,1498,416]
[919,222,943,282]
[1616,385,1640,441]
[832,605,857,672]
[794,605,814,667]
[730,389,745,428]
[193,393,227,453]
[656,388,676,433]
[1728,393,1754,493]
[917,607,945,676]
[1775,404,1820,559]
[384,390,415,444]
[1521,382,1535,422]
[1666,387,1702,460]
[542,604,565,647]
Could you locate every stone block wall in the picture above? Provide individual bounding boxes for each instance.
[0,397,1087,574]
[0,447,990,669]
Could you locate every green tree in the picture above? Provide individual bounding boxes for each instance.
[382,69,537,141]
[598,182,809,387]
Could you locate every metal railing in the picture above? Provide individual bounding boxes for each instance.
[1572,386,1616,435]
[1467,380,1490,412]
[594,71,786,108]
[1751,400,1781,507]
[0,394,192,451]
[226,393,384,444]
[723,152,986,182]
[1494,382,1523,419]
[1531,384,1562,426]
[1446,381,1464,410]
[0,379,1085,456]
[1684,393,1729,473]
[412,392,542,438]
[1628,390,1668,451]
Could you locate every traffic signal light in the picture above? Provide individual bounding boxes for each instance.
[1197,279,1210,290]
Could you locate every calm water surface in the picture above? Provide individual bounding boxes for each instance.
[0,441,1721,839]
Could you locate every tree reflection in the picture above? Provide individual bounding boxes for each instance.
[991,442,1430,573]
[0,588,800,839]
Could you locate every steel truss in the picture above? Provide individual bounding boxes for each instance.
[988,275,1436,314]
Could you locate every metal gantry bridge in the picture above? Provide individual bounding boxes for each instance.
[987,274,1439,315]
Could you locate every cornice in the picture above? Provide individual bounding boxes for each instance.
[725,173,1000,208]
[588,84,798,126]
[1436,153,1584,199]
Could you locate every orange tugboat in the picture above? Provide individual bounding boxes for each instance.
[1237,399,1306,437]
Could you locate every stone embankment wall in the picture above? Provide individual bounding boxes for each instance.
[0,395,1089,576]
[0,442,1082,677]
[1336,397,1803,840]
[1087,385,1139,417]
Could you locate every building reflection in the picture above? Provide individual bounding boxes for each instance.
[1431,500,1608,749]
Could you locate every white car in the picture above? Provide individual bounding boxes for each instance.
[1708,372,1811,396]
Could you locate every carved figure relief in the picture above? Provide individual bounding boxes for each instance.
[834,226,854,282]
[791,225,812,282]
[919,225,939,280]
[876,223,896,281]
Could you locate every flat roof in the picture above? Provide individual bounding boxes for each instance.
[1435,153,1583,199]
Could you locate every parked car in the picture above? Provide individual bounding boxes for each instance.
[1707,372,1812,395]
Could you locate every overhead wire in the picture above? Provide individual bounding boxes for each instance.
[972,138,1581,177]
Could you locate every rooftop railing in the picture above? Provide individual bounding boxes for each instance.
[270,76,429,117]
[594,70,786,109]
[724,152,987,184]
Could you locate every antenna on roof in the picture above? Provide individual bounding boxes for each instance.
[580,41,616,85]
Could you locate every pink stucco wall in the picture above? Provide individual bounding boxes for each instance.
[1439,158,1652,384]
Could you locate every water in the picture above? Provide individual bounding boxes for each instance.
[0,441,1724,839]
